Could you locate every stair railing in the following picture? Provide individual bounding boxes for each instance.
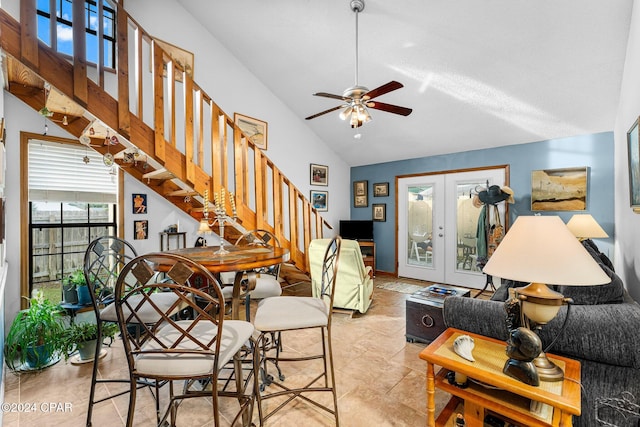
[1,1,332,271]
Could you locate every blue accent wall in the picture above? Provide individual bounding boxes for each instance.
[350,132,615,273]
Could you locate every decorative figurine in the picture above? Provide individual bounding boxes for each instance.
[503,326,542,386]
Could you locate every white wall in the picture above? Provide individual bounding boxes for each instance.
[614,0,640,301]
[123,0,351,229]
[124,175,207,254]
[3,96,72,326]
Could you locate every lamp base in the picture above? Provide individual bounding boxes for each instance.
[533,351,564,382]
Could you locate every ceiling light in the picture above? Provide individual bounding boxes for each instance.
[62,115,68,126]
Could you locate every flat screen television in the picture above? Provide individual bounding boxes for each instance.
[339,220,374,241]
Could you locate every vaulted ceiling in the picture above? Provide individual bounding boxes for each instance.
[176,0,634,166]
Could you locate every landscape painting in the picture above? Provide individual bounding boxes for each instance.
[531,167,587,211]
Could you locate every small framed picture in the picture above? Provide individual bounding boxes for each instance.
[373,182,389,197]
[354,180,368,207]
[134,220,148,240]
[132,193,147,214]
[373,203,386,222]
[234,113,268,150]
[354,180,367,196]
[310,190,328,212]
[310,163,329,186]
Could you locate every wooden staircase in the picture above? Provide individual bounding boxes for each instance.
[0,1,330,274]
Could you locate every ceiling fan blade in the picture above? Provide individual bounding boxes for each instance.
[366,101,413,116]
[363,81,404,100]
[313,92,350,101]
[305,105,344,120]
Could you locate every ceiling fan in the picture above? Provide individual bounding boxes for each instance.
[305,0,412,128]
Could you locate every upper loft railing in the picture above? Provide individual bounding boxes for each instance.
[1,0,331,270]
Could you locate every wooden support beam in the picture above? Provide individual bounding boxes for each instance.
[72,0,88,107]
[153,42,166,162]
[117,7,131,138]
[20,0,38,69]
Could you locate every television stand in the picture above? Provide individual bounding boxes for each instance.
[357,241,375,278]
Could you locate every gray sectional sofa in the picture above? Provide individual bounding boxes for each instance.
[443,240,640,426]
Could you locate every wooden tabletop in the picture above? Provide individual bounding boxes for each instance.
[419,328,581,416]
[163,245,290,274]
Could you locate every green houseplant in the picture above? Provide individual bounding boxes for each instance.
[63,269,91,306]
[4,290,66,370]
[60,322,119,361]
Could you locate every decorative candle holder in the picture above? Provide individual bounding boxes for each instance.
[199,188,238,255]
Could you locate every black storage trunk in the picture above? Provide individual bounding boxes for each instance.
[405,284,471,344]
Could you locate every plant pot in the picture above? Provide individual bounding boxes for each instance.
[76,339,98,361]
[62,284,78,304]
[77,285,92,306]
[26,344,54,369]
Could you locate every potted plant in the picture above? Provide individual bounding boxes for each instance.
[4,290,65,370]
[63,269,91,306]
[60,322,119,361]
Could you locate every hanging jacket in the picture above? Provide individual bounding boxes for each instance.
[476,204,488,266]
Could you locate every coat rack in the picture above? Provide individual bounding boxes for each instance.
[474,180,508,298]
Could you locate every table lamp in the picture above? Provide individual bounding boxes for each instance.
[482,215,609,381]
[566,214,608,241]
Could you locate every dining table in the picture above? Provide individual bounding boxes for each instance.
[162,244,290,320]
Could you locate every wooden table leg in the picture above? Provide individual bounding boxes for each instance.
[427,362,435,427]
[464,400,485,427]
[559,411,573,427]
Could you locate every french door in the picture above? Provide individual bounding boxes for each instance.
[397,168,506,289]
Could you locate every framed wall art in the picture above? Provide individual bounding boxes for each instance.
[234,113,268,150]
[373,182,389,197]
[310,190,328,212]
[531,167,587,211]
[152,37,194,81]
[373,203,386,222]
[134,220,148,240]
[628,118,640,211]
[310,164,328,186]
[353,180,368,207]
[132,193,148,214]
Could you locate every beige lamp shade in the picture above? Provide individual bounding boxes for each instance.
[197,219,212,234]
[482,215,609,286]
[566,214,608,239]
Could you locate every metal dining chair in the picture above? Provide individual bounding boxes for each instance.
[114,252,260,427]
[253,236,342,425]
[83,236,180,426]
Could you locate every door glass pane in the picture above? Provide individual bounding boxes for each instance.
[407,185,433,267]
[456,182,483,272]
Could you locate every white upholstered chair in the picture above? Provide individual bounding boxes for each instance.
[114,252,259,427]
[308,238,373,314]
[254,236,342,425]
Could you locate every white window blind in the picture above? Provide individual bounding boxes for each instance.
[29,141,118,203]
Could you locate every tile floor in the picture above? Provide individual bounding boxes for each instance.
[3,276,460,426]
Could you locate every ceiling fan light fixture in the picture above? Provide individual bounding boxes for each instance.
[349,105,370,128]
[305,0,411,126]
[340,106,353,120]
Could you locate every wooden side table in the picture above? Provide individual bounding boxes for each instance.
[159,231,187,251]
[419,328,581,427]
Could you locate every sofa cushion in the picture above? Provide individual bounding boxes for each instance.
[555,240,624,305]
